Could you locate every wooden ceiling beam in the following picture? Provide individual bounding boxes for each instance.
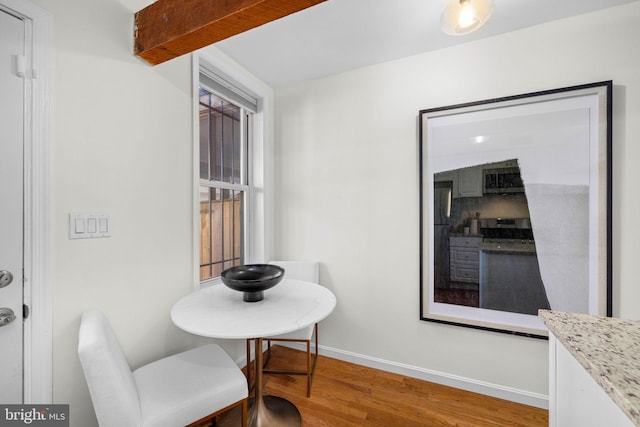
[134,0,327,66]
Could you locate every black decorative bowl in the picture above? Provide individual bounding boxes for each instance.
[221,264,285,302]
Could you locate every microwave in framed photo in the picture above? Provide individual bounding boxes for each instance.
[419,81,612,338]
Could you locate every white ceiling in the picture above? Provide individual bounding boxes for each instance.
[212,0,638,87]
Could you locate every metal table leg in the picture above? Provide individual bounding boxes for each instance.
[248,337,301,427]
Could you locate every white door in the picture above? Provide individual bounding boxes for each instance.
[0,8,25,403]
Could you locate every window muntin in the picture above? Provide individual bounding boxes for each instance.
[198,88,249,282]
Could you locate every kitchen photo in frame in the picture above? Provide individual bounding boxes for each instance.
[419,81,612,338]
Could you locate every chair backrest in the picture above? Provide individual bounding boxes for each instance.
[269,260,320,284]
[78,309,141,427]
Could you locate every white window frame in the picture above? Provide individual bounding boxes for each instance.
[198,87,250,281]
[193,50,273,288]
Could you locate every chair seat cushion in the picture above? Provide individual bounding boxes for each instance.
[267,324,314,341]
[133,344,247,427]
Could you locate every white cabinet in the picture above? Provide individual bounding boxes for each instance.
[449,235,483,283]
[455,165,483,198]
[435,166,483,198]
[549,333,634,427]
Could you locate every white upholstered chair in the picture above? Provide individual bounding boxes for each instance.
[78,309,248,427]
[246,260,320,397]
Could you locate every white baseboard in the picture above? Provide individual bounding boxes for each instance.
[266,341,548,410]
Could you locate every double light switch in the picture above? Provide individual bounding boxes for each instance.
[69,214,111,239]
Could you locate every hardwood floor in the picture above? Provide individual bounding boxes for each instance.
[434,288,479,307]
[252,345,548,427]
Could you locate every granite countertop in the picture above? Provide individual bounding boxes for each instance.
[539,310,640,426]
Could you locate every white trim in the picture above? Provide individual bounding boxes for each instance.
[191,55,200,289]
[199,178,250,192]
[280,342,549,410]
[24,1,52,405]
[0,0,52,404]
[548,333,558,427]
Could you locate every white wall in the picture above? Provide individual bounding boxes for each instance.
[274,1,640,400]
[29,0,276,422]
[30,1,223,425]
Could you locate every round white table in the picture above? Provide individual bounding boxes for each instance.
[171,279,337,427]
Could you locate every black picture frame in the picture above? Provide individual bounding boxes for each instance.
[419,81,612,338]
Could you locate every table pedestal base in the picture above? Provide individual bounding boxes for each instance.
[216,395,300,427]
[249,396,301,427]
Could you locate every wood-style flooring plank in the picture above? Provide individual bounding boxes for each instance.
[257,345,548,427]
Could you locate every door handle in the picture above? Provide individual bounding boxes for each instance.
[0,308,16,327]
[0,270,13,288]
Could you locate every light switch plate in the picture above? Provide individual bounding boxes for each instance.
[69,214,111,239]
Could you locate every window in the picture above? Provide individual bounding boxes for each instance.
[198,71,255,282]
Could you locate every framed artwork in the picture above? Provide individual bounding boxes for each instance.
[419,81,612,338]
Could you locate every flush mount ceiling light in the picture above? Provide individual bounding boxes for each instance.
[471,135,489,144]
[441,0,494,36]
